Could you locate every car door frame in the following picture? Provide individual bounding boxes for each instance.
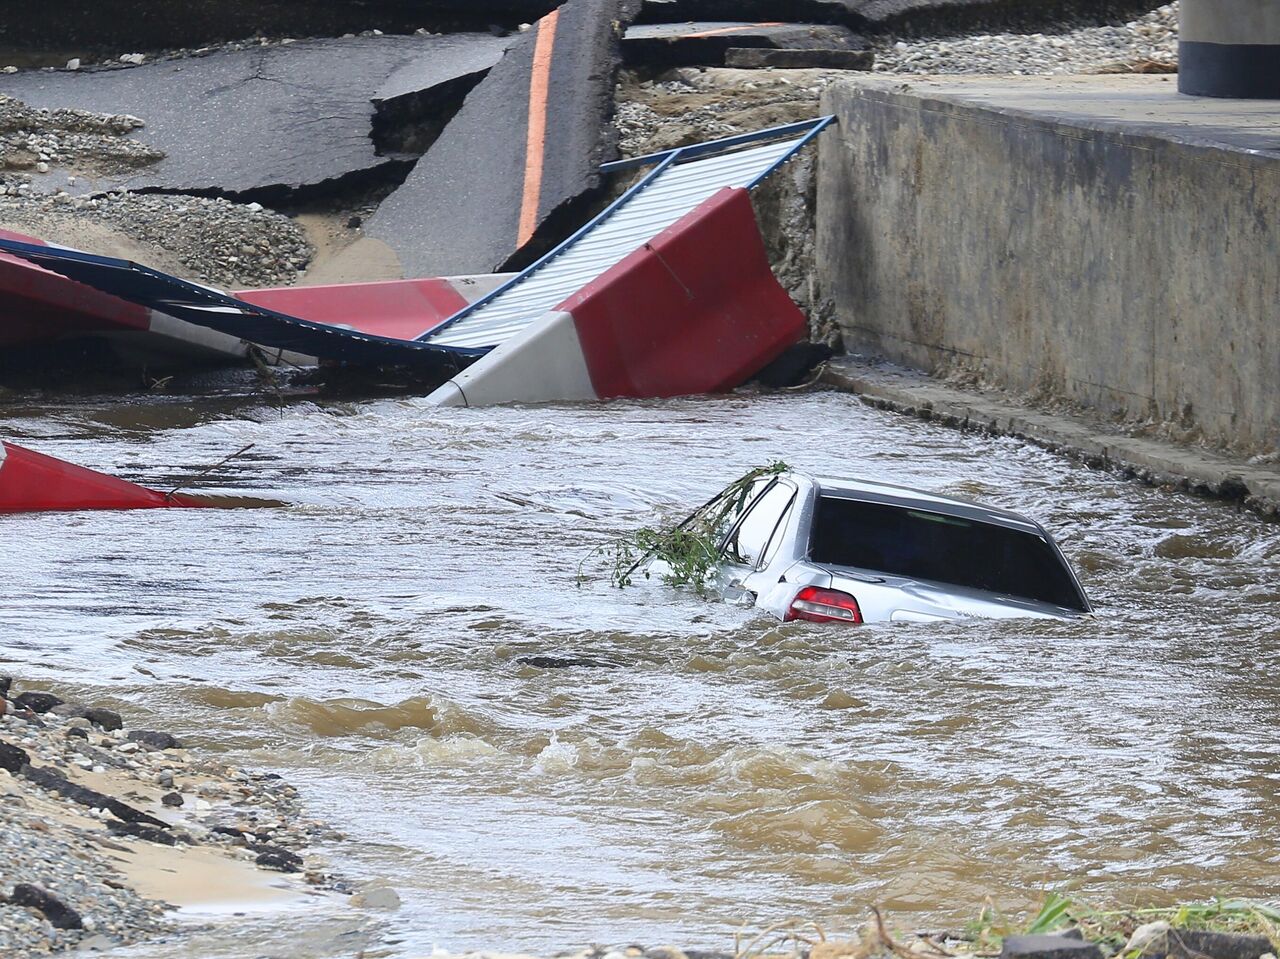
[718,476,800,598]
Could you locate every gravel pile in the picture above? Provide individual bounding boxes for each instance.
[0,799,170,955]
[0,191,312,288]
[874,3,1177,75]
[0,678,338,956]
[0,94,162,176]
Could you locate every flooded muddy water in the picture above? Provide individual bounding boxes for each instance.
[3,386,1278,956]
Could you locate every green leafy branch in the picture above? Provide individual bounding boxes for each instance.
[577,461,789,594]
[965,893,1280,955]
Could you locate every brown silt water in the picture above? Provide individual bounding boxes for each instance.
[3,385,1278,956]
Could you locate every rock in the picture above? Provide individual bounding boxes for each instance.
[14,709,45,727]
[13,691,62,714]
[127,730,181,750]
[349,883,401,910]
[724,47,874,69]
[8,883,84,930]
[20,763,171,828]
[65,726,90,740]
[82,707,124,731]
[1001,933,1102,959]
[255,850,301,872]
[0,676,10,696]
[211,825,251,843]
[250,842,303,865]
[1124,927,1274,959]
[66,58,81,70]
[108,820,179,845]
[51,704,89,719]
[0,740,30,773]
[161,791,184,807]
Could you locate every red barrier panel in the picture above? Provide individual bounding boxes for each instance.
[236,278,470,340]
[0,228,472,354]
[557,187,806,399]
[0,441,205,514]
[0,230,151,347]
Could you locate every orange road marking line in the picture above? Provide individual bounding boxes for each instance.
[683,22,784,39]
[518,8,561,247]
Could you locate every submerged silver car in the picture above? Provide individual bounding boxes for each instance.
[712,471,1090,624]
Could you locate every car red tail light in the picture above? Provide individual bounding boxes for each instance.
[785,586,863,624]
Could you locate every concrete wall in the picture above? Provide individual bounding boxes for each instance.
[816,75,1280,455]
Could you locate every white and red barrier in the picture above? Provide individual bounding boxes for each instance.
[0,230,151,348]
[0,228,507,367]
[427,186,806,407]
[0,441,206,514]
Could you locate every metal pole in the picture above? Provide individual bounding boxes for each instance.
[1179,0,1280,98]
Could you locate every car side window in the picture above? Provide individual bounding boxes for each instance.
[718,478,771,546]
[724,480,795,568]
[758,491,797,570]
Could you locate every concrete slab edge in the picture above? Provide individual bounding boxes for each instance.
[821,358,1280,523]
[833,79,1280,166]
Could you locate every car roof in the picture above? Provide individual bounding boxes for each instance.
[800,472,1046,536]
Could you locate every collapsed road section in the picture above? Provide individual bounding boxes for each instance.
[0,118,831,405]
[0,34,514,199]
[366,0,641,278]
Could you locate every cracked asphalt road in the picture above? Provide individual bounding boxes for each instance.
[0,33,512,196]
[367,0,639,278]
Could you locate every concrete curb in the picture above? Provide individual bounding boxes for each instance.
[821,358,1280,522]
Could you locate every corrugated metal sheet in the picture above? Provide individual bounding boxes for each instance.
[422,117,831,350]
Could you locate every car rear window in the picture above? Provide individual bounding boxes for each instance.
[809,496,1087,611]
